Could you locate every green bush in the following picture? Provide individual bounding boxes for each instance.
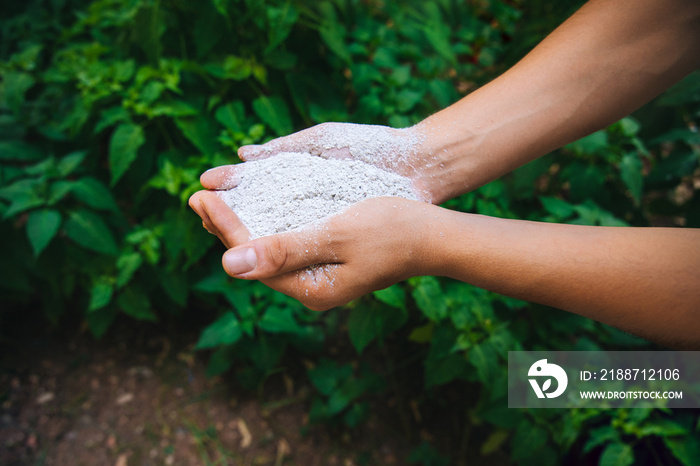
[1,0,699,464]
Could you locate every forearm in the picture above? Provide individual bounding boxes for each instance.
[416,0,700,201]
[427,211,700,348]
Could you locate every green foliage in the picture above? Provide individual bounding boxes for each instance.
[307,358,385,428]
[1,0,699,464]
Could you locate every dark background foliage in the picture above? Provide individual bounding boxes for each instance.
[1,0,699,464]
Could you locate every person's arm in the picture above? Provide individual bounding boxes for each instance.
[190,193,700,349]
[201,0,700,204]
[414,0,700,201]
[430,212,700,350]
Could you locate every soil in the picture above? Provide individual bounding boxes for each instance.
[0,309,512,466]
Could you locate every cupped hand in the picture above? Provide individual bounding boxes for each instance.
[188,190,448,311]
[199,122,452,204]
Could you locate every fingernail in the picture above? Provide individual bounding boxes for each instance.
[224,248,257,275]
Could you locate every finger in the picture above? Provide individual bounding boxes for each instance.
[238,125,323,161]
[221,226,336,280]
[188,191,215,232]
[199,196,228,245]
[188,190,206,217]
[199,192,251,248]
[200,164,242,190]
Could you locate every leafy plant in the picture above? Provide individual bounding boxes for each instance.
[2,0,699,464]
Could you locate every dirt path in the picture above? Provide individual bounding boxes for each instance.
[0,316,409,466]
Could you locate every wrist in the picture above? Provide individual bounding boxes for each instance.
[408,204,467,278]
[412,109,491,204]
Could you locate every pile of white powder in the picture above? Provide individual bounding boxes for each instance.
[217,152,418,238]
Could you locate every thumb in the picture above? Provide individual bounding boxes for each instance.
[222,229,334,279]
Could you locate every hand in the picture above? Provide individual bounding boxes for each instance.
[188,190,446,311]
[199,122,454,204]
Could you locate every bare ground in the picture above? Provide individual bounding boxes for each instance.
[0,310,511,466]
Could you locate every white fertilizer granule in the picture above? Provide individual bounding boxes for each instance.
[217,152,418,239]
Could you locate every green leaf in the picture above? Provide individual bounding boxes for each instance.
[0,141,44,161]
[342,401,369,429]
[410,276,447,321]
[599,443,634,466]
[307,359,353,396]
[664,435,700,466]
[258,306,303,333]
[2,192,45,218]
[429,79,457,108]
[396,89,424,113]
[149,100,198,118]
[47,180,75,205]
[70,177,118,211]
[252,95,292,136]
[24,157,56,176]
[159,270,188,306]
[408,322,434,343]
[0,179,46,218]
[566,162,607,203]
[389,65,411,86]
[347,303,407,354]
[175,116,219,156]
[620,153,643,205]
[8,44,42,70]
[26,209,61,256]
[109,123,145,185]
[583,426,620,453]
[89,277,114,312]
[64,209,119,255]
[618,117,640,137]
[206,347,235,377]
[540,196,575,219]
[420,5,455,65]
[468,339,499,383]
[3,71,35,113]
[373,47,397,68]
[637,419,687,438]
[318,8,350,64]
[480,430,509,456]
[372,284,405,309]
[347,305,378,354]
[215,101,246,133]
[326,377,371,415]
[86,306,117,339]
[56,150,87,177]
[0,178,41,200]
[221,55,253,80]
[248,335,286,371]
[116,252,143,288]
[566,130,609,156]
[266,4,299,52]
[196,311,243,349]
[95,106,130,134]
[117,286,157,322]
